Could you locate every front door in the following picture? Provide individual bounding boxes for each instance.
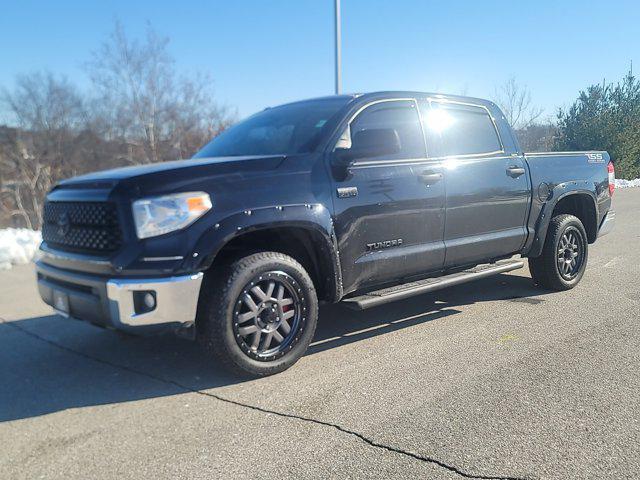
[330,99,446,294]
[420,100,531,267]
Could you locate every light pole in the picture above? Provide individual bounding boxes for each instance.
[334,0,341,94]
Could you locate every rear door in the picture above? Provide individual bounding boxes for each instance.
[419,100,530,267]
[330,99,446,293]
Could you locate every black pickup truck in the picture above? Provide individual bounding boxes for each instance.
[36,92,616,376]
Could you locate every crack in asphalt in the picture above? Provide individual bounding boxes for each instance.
[2,319,527,480]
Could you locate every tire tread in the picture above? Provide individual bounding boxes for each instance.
[197,251,317,377]
[528,214,588,291]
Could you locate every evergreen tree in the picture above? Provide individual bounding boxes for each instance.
[556,72,640,179]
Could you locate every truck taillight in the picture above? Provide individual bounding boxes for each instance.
[608,161,615,196]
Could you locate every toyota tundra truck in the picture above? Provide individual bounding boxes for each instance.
[35,92,616,376]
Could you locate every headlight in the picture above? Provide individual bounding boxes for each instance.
[132,192,212,239]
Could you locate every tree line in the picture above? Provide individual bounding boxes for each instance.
[493,72,640,178]
[0,23,234,229]
[1,22,638,229]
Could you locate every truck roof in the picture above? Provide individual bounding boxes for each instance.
[271,91,498,111]
[358,91,497,108]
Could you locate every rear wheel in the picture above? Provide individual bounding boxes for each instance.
[528,214,588,291]
[197,251,318,376]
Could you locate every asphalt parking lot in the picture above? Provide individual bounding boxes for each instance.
[1,188,638,480]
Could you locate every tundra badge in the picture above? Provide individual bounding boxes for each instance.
[366,239,403,251]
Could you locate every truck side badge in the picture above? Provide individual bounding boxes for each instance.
[337,187,358,198]
[366,239,403,251]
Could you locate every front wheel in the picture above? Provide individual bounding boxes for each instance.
[197,251,318,377]
[528,214,589,291]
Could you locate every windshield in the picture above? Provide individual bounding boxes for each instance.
[194,97,350,157]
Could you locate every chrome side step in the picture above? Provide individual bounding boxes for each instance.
[342,259,525,310]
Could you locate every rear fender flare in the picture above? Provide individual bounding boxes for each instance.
[526,185,598,258]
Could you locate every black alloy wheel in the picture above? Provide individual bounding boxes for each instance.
[233,271,304,360]
[556,226,585,281]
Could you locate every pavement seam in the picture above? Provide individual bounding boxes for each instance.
[2,318,528,480]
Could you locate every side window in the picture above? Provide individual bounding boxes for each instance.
[421,102,502,157]
[348,100,426,160]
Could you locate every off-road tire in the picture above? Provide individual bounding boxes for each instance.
[528,214,589,291]
[197,251,318,377]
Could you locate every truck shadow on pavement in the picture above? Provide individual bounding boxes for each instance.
[1,273,547,423]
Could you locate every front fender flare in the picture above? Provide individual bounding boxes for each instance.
[182,203,343,301]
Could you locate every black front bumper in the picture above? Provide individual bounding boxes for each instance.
[37,261,113,327]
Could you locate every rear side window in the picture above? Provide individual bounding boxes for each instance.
[421,102,501,157]
[350,100,426,159]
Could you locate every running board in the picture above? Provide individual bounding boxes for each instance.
[342,259,525,310]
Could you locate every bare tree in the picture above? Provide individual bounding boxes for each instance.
[0,131,52,229]
[0,23,234,229]
[493,77,543,130]
[515,123,558,152]
[86,21,233,164]
[1,73,85,228]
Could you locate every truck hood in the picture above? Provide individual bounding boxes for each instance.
[58,155,286,186]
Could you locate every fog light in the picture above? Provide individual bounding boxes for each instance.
[133,290,157,314]
[143,293,155,309]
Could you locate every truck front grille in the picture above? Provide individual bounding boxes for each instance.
[42,201,123,254]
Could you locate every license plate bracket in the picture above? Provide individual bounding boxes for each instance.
[52,290,70,317]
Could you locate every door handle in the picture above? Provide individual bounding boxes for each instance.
[506,166,526,178]
[418,172,443,185]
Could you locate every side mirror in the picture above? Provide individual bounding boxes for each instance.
[334,128,401,164]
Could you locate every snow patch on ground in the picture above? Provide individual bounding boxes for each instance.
[0,229,42,271]
[615,178,640,188]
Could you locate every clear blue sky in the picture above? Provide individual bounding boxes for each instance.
[0,0,637,120]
